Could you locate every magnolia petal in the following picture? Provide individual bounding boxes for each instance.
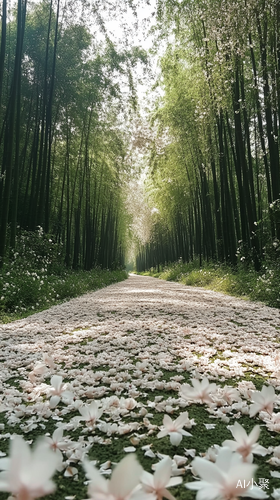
[109,455,142,498]
[0,437,58,498]
[191,379,202,391]
[163,414,173,429]
[0,458,9,471]
[145,450,156,458]
[64,467,78,477]
[174,412,190,429]
[240,485,268,499]
[89,401,99,411]
[31,478,56,497]
[253,444,268,456]
[248,425,260,444]
[251,392,263,404]
[222,439,238,451]
[154,457,172,490]
[215,447,243,472]
[272,488,280,500]
[157,430,169,439]
[229,464,257,487]
[30,445,60,486]
[52,427,64,442]
[132,490,156,500]
[62,391,74,402]
[49,395,61,409]
[271,471,280,478]
[84,460,108,494]
[159,488,176,500]
[166,477,183,487]
[263,385,275,399]
[180,384,191,398]
[191,456,225,483]
[249,403,260,417]
[51,375,62,391]
[200,378,210,390]
[9,436,31,488]
[79,406,90,419]
[170,432,182,446]
[141,471,155,490]
[181,430,192,437]
[229,422,248,442]
[186,480,209,491]
[196,485,221,500]
[0,471,10,492]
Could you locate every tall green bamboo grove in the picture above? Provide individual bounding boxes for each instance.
[0,0,143,269]
[136,0,280,272]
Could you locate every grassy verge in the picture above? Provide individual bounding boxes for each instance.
[137,259,280,308]
[0,268,128,323]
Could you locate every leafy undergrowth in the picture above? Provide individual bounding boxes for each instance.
[1,286,280,500]
[138,259,280,308]
[0,229,127,323]
[0,268,128,324]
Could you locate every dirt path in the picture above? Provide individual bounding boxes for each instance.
[1,274,280,385]
[1,274,280,500]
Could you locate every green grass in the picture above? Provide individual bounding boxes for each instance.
[0,368,279,499]
[138,259,280,308]
[0,268,128,323]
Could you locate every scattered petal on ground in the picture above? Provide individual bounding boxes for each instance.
[1,275,280,498]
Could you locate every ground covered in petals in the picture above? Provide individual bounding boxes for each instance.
[1,274,280,499]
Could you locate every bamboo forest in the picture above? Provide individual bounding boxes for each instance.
[1,0,280,315]
[2,2,280,500]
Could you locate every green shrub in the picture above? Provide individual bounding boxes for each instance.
[139,258,280,308]
[0,229,127,322]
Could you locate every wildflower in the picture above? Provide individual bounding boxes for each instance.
[157,413,192,446]
[141,457,182,500]
[0,435,60,500]
[222,422,268,462]
[84,454,143,500]
[186,447,268,499]
[249,386,276,417]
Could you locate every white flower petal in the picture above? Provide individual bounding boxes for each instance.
[170,432,182,446]
[191,456,225,484]
[51,375,62,391]
[154,457,172,489]
[84,460,108,495]
[240,485,268,499]
[49,395,61,409]
[109,455,142,498]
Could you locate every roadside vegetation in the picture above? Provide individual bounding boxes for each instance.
[135,0,280,297]
[0,229,127,323]
[138,258,280,309]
